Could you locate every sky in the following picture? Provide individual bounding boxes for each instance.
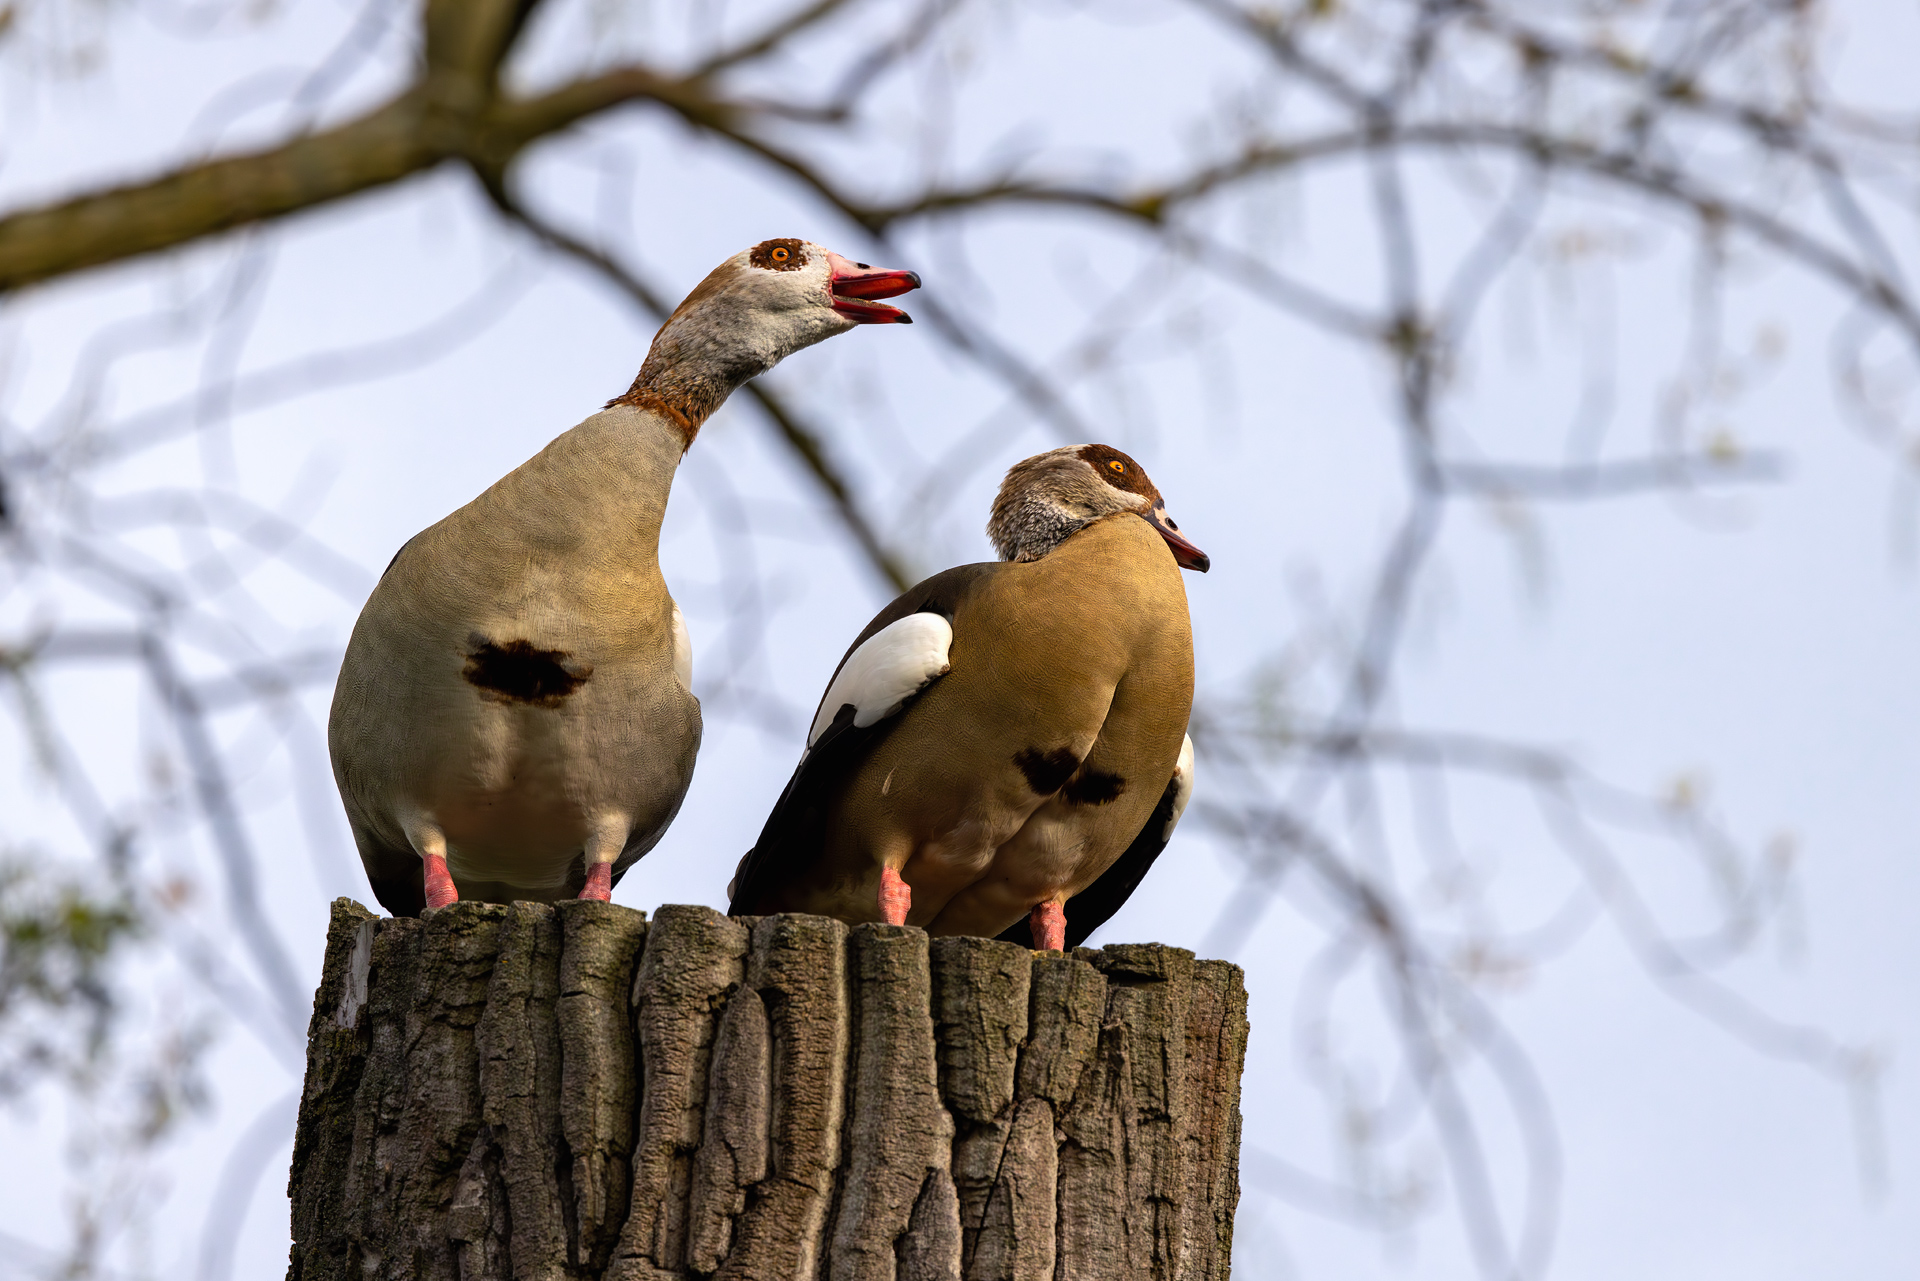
[0,2,1916,1279]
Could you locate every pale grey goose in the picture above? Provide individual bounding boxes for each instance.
[329,238,919,915]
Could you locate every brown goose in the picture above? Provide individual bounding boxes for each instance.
[727,444,1204,949]
[329,239,919,916]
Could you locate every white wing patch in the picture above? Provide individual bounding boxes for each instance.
[671,601,693,691]
[1163,733,1195,841]
[808,612,954,747]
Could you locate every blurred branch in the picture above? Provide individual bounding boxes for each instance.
[694,0,859,77]
[72,256,538,464]
[7,626,308,1042]
[1443,451,1787,499]
[0,3,720,292]
[851,120,1920,354]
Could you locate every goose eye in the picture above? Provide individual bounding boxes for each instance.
[1108,460,1126,474]
[771,247,790,263]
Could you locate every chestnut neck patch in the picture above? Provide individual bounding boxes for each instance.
[606,384,700,444]
[605,240,812,443]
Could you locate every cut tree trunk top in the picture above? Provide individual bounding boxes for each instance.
[288,898,1248,1281]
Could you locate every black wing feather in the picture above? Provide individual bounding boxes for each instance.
[357,832,427,918]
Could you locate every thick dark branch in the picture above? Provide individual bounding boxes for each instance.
[0,90,441,292]
[424,0,543,88]
[0,36,717,293]
[491,66,735,153]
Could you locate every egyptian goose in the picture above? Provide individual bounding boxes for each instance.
[329,239,919,916]
[726,444,1205,950]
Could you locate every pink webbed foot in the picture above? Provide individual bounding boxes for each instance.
[1030,901,1066,952]
[423,852,459,911]
[879,866,911,926]
[579,861,613,902]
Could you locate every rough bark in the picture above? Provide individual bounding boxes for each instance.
[290,899,1247,1281]
[607,905,742,1281]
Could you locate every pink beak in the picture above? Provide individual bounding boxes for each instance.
[1144,504,1210,572]
[827,251,920,324]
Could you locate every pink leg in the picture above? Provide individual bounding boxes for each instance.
[879,866,911,926]
[423,851,458,910]
[579,861,613,902]
[1030,901,1066,952]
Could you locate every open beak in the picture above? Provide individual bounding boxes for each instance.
[827,251,920,324]
[1143,504,1210,573]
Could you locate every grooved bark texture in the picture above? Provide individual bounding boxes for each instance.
[289,900,1248,1281]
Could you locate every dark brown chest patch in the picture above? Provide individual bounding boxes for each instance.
[463,638,593,707]
[1064,768,1128,806]
[1015,747,1081,795]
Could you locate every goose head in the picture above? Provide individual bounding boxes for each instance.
[623,237,920,438]
[987,444,1210,571]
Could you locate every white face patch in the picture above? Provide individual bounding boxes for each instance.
[670,601,693,691]
[1164,733,1195,841]
[808,612,954,747]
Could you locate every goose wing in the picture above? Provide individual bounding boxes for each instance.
[727,563,999,915]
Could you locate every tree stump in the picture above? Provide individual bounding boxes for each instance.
[287,899,1248,1281]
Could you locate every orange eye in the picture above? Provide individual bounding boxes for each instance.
[771,247,789,262]
[1108,460,1125,473]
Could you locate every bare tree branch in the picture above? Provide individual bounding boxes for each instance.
[0,2,725,293]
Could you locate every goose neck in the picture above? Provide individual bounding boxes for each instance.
[607,308,786,448]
